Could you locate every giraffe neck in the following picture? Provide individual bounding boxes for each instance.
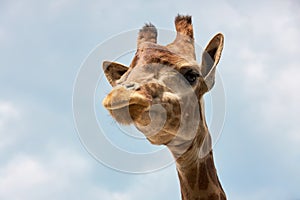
[176,149,226,200]
[166,99,226,200]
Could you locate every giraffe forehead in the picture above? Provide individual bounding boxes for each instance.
[132,45,197,71]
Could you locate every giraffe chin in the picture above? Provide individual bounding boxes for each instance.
[106,103,150,125]
[146,131,176,145]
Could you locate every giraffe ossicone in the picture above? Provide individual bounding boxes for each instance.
[102,15,226,200]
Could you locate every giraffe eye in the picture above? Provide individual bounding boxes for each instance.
[184,70,200,85]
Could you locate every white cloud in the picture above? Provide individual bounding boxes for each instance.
[228,0,300,137]
[96,166,180,200]
[237,34,300,150]
[230,187,285,200]
[0,101,21,150]
[89,187,131,200]
[0,149,91,200]
[0,101,19,126]
[0,148,180,200]
[259,64,300,148]
[0,155,50,199]
[213,1,300,198]
[127,168,180,200]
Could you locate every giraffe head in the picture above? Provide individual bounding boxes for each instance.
[102,15,224,146]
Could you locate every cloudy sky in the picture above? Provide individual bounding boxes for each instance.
[1,0,300,199]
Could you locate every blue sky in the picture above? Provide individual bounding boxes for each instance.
[1,0,300,199]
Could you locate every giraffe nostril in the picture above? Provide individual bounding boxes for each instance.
[125,83,134,89]
[124,82,140,90]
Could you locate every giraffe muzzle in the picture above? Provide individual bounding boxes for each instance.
[102,84,152,110]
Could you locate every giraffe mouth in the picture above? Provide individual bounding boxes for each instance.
[102,89,152,110]
[102,88,153,125]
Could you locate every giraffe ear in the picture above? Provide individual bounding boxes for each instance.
[102,61,128,87]
[200,33,224,91]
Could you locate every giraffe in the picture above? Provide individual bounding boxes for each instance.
[102,15,226,200]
